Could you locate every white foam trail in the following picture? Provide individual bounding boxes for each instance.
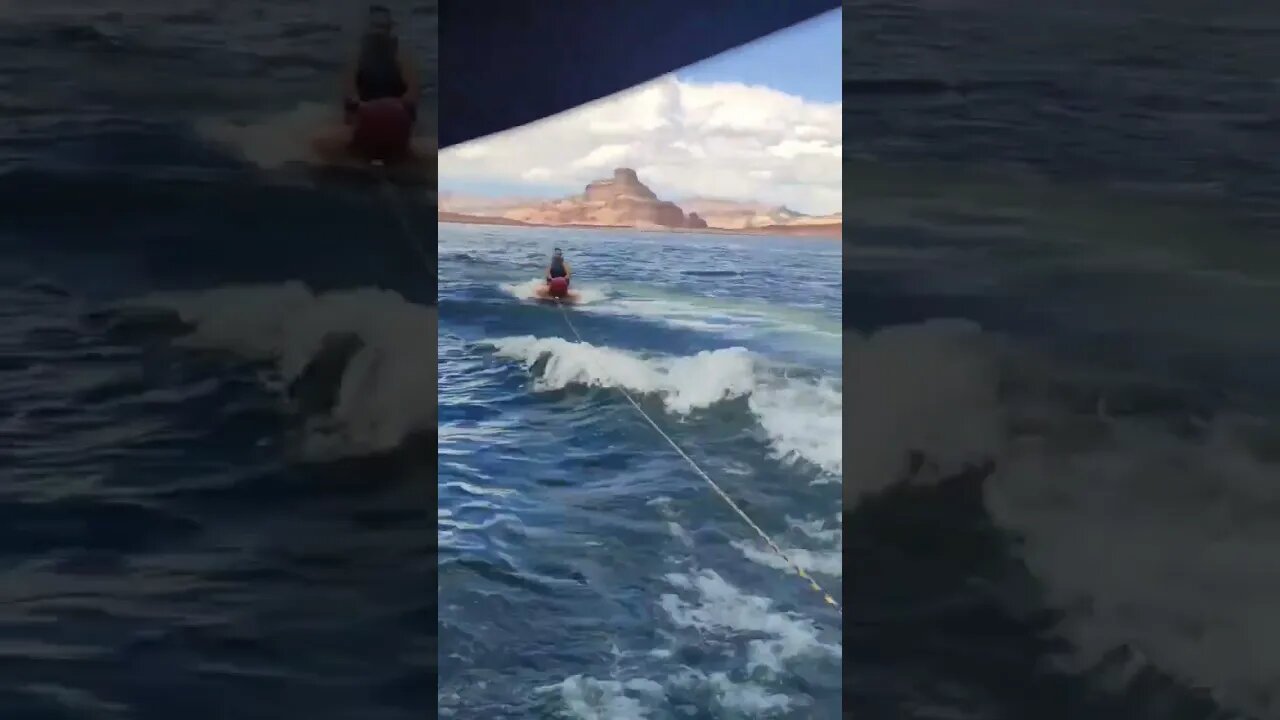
[484,336,841,476]
[750,378,843,479]
[117,282,436,459]
[534,675,662,720]
[659,569,841,676]
[844,319,1005,502]
[570,287,843,349]
[667,668,796,715]
[732,514,842,578]
[486,336,756,413]
[832,316,1280,717]
[499,277,610,305]
[540,571,831,717]
[988,413,1280,719]
[732,540,842,578]
[592,297,754,334]
[789,514,843,544]
[538,508,836,716]
[196,102,332,170]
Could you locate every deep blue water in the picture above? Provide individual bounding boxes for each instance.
[847,2,1280,719]
[7,0,1280,718]
[438,225,843,718]
[0,2,436,718]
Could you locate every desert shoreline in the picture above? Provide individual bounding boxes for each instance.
[438,212,842,240]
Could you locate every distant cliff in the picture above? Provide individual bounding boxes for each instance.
[679,197,841,230]
[439,168,840,238]
[500,168,706,230]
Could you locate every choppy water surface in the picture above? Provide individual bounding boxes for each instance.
[848,2,1280,719]
[9,0,1280,717]
[438,225,843,718]
[1,2,435,717]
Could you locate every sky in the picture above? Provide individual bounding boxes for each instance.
[438,8,842,216]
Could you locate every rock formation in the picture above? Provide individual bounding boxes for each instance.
[501,168,705,229]
[678,197,808,229]
[439,169,841,237]
[583,168,657,202]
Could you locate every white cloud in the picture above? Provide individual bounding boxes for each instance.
[451,144,489,159]
[438,76,842,215]
[572,143,636,170]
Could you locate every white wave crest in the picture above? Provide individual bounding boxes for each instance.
[834,315,1280,719]
[484,335,841,476]
[116,282,436,459]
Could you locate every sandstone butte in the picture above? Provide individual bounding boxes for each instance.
[501,168,708,230]
[439,168,841,238]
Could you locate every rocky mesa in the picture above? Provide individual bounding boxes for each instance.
[498,168,707,230]
[439,167,841,237]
